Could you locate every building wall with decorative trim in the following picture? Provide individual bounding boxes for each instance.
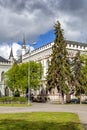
[22,40,87,102]
[0,47,14,96]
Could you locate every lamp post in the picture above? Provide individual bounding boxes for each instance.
[27,43,36,104]
[27,46,30,104]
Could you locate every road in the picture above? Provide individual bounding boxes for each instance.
[0,103,87,129]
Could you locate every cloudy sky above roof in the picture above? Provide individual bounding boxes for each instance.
[0,0,87,58]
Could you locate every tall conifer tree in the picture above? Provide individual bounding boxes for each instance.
[47,21,71,104]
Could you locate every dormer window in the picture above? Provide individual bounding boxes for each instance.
[76,45,78,48]
[80,46,82,49]
[69,44,71,47]
[73,45,75,47]
[83,46,85,49]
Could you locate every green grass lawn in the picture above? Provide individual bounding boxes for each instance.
[0,112,83,130]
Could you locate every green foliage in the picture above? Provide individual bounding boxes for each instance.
[72,51,85,96]
[0,97,27,103]
[80,54,87,95]
[5,63,21,92]
[5,61,43,94]
[14,89,20,97]
[29,61,43,89]
[47,21,71,100]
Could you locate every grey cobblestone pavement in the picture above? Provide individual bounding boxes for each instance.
[0,103,87,129]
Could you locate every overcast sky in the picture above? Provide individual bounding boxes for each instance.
[0,0,87,59]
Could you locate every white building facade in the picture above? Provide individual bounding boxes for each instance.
[22,40,87,102]
[0,48,14,96]
[0,40,87,101]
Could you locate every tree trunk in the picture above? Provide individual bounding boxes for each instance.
[60,91,64,104]
[80,93,81,104]
[61,94,64,104]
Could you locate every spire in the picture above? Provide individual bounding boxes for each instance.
[22,35,26,56]
[22,35,26,49]
[9,46,14,64]
[9,46,13,58]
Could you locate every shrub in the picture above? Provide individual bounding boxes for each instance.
[0,96,27,104]
[14,90,20,97]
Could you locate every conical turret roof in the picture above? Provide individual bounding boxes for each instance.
[9,47,13,58]
[22,36,26,49]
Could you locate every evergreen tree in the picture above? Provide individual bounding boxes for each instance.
[46,21,71,104]
[72,51,85,103]
[81,54,87,95]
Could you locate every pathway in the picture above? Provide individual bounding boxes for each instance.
[0,103,87,129]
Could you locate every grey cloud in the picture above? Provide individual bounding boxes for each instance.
[0,0,53,15]
[0,0,56,43]
[0,0,86,17]
[59,0,86,13]
[61,0,86,22]
[0,0,27,12]
[0,0,87,44]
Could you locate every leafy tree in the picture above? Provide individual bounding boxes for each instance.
[29,61,43,89]
[72,51,85,103]
[17,62,28,94]
[5,61,43,96]
[5,63,20,93]
[80,54,87,95]
[46,21,71,104]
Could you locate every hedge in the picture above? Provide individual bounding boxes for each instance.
[0,97,27,104]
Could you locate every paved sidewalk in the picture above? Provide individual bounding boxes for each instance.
[0,103,87,129]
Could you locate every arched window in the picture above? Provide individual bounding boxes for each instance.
[5,86,9,96]
[0,90,1,97]
[1,71,4,81]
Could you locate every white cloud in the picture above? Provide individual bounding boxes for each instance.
[0,43,10,59]
[65,30,81,40]
[26,45,34,53]
[12,42,22,59]
[0,0,87,52]
[0,42,21,59]
[0,42,34,60]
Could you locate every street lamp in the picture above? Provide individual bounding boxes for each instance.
[27,46,31,104]
[27,43,36,104]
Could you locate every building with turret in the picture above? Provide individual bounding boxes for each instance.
[22,37,26,61]
[22,40,87,101]
[0,39,87,101]
[0,47,14,96]
[8,47,14,64]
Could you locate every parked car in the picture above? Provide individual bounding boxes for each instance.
[66,98,80,104]
[82,99,87,104]
[32,95,47,103]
